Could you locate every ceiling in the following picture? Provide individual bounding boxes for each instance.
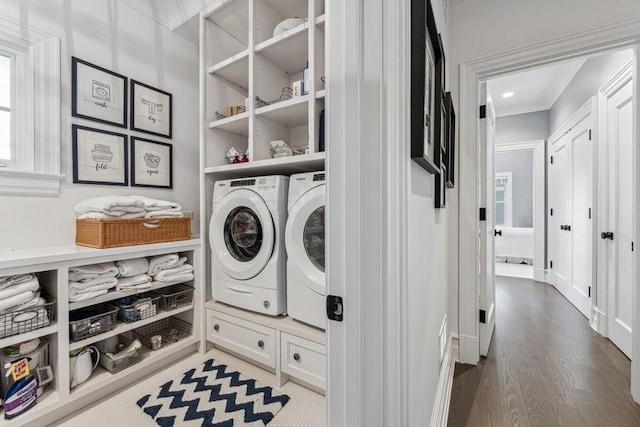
[487,59,586,118]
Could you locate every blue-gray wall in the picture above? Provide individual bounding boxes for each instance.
[495,149,534,227]
[496,111,549,144]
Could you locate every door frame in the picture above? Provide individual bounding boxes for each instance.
[458,20,640,402]
[494,139,546,282]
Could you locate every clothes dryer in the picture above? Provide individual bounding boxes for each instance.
[209,175,288,315]
[285,171,326,329]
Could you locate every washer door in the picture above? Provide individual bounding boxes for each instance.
[210,189,275,280]
[285,185,325,295]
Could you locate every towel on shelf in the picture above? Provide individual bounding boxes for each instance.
[137,196,182,213]
[117,258,150,277]
[0,279,40,301]
[69,262,118,281]
[73,195,181,218]
[68,276,118,291]
[69,279,117,297]
[0,307,49,338]
[116,274,152,291]
[0,291,35,313]
[77,211,147,220]
[0,274,35,290]
[144,211,185,218]
[154,264,194,283]
[68,289,109,302]
[13,292,45,310]
[148,254,181,276]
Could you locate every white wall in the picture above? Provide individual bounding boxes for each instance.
[0,0,199,250]
[495,111,549,145]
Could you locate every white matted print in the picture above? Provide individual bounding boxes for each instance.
[72,57,127,127]
[72,125,128,185]
[130,80,172,138]
[131,137,173,188]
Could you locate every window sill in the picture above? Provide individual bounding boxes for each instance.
[0,169,64,196]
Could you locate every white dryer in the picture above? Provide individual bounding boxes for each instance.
[285,171,326,329]
[209,175,288,316]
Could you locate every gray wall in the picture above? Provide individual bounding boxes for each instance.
[496,111,549,144]
[495,149,534,227]
[550,49,633,133]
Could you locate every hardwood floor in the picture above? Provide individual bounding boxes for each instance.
[448,276,640,427]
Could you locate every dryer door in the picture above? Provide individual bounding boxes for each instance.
[210,189,275,280]
[285,185,325,295]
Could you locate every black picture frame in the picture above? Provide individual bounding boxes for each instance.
[72,124,128,186]
[411,0,442,175]
[434,33,447,208]
[130,80,173,139]
[445,92,456,188]
[71,57,127,128]
[131,137,173,189]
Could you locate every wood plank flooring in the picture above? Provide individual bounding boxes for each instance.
[448,276,640,426]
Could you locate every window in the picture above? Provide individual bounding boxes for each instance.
[0,17,62,195]
[495,172,512,227]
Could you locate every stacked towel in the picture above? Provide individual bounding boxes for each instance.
[154,264,194,283]
[116,274,152,292]
[68,262,119,302]
[74,195,183,219]
[0,274,50,337]
[0,275,41,312]
[69,262,119,281]
[116,258,150,277]
[148,254,187,276]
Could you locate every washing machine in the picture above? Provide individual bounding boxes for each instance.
[209,175,289,316]
[285,171,326,329]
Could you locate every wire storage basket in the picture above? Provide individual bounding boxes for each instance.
[99,335,144,374]
[154,284,194,311]
[256,87,294,108]
[117,294,160,323]
[132,317,192,350]
[0,297,56,339]
[69,303,118,342]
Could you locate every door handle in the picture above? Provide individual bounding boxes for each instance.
[494,229,502,237]
[601,232,614,240]
[565,225,571,231]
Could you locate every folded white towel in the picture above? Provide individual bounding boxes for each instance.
[13,292,43,310]
[117,258,150,277]
[0,279,40,301]
[137,196,182,212]
[154,264,194,282]
[144,211,184,218]
[69,262,118,281]
[69,276,118,291]
[69,280,117,296]
[116,274,151,288]
[116,282,153,292]
[69,289,109,302]
[148,254,180,276]
[73,196,181,217]
[0,274,35,290]
[0,291,35,312]
[77,211,147,219]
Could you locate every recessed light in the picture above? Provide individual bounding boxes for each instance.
[502,91,514,99]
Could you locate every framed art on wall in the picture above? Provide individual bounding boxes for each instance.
[131,137,173,188]
[72,57,127,127]
[130,80,173,138]
[445,91,456,188]
[72,125,128,185]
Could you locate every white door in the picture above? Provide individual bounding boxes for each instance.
[606,78,634,358]
[479,82,496,356]
[569,114,593,318]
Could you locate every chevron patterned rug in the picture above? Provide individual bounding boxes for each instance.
[136,359,290,426]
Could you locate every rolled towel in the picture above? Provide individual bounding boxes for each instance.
[0,279,40,301]
[154,264,194,283]
[117,258,150,277]
[77,211,147,219]
[0,274,35,290]
[0,291,35,312]
[69,289,109,302]
[148,254,180,276]
[69,276,118,291]
[116,274,152,288]
[144,211,184,218]
[69,262,118,281]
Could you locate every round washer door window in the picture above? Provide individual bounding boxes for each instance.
[224,207,263,262]
[303,206,325,272]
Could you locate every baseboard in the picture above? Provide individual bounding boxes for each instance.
[534,268,546,283]
[430,336,458,427]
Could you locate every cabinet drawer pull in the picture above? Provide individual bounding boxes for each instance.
[293,352,301,362]
[213,324,220,332]
[258,340,264,349]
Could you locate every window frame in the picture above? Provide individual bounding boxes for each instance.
[495,171,513,227]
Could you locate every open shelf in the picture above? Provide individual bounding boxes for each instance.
[208,112,250,137]
[69,304,194,351]
[316,14,326,26]
[208,51,249,90]
[204,152,325,176]
[256,23,308,73]
[256,95,309,127]
[69,280,193,311]
[0,323,58,349]
[316,89,325,99]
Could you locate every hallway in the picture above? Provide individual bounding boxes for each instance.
[448,276,640,426]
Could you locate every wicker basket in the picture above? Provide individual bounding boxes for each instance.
[76,217,190,249]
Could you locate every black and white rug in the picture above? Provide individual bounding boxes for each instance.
[136,359,290,426]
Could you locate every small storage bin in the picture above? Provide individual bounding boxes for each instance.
[117,294,160,323]
[76,217,191,249]
[98,335,144,374]
[154,284,194,311]
[0,297,56,339]
[69,303,118,342]
[132,317,192,350]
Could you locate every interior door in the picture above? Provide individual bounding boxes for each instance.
[479,82,496,356]
[606,78,633,358]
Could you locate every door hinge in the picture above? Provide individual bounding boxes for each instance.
[550,156,554,164]
[479,105,486,119]
[550,260,553,268]
[550,208,553,216]
[589,129,592,140]
[589,208,591,219]
[326,295,343,322]
[479,309,486,323]
[479,208,486,221]
[588,286,591,298]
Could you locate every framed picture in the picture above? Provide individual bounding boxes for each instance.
[130,80,173,138]
[445,92,456,188]
[131,137,173,188]
[410,0,442,175]
[72,125,128,185]
[72,57,127,127]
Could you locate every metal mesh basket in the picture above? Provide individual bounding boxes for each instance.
[256,87,294,108]
[117,294,160,323]
[132,317,192,350]
[0,297,56,339]
[69,303,118,342]
[154,284,194,311]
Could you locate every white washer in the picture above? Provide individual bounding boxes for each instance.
[285,171,326,329]
[209,175,288,316]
